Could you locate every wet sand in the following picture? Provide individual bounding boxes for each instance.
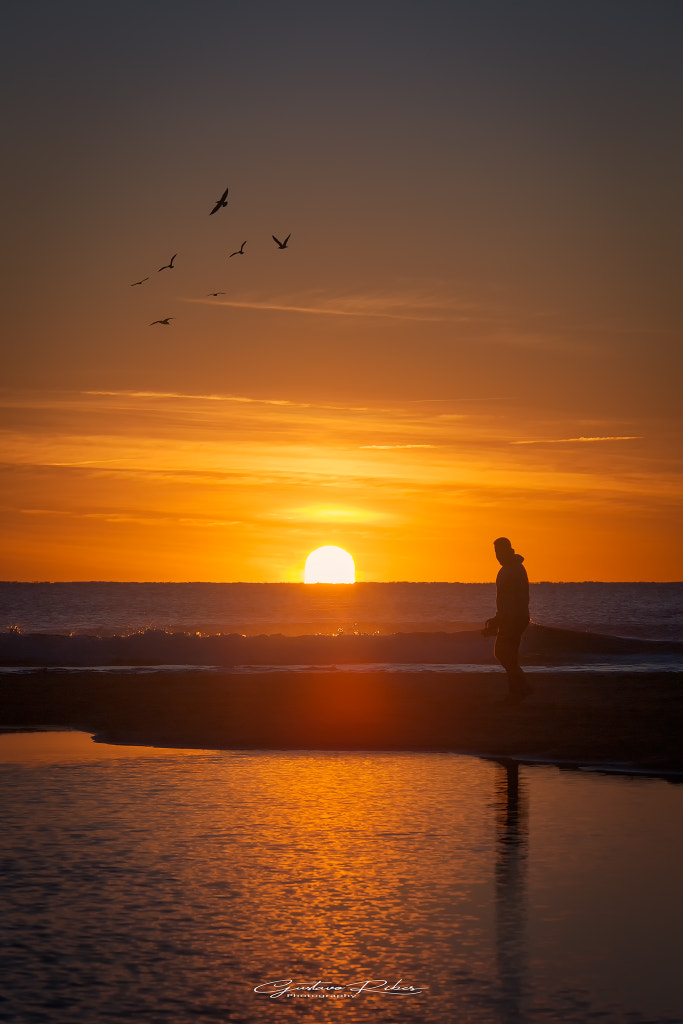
[1,669,681,774]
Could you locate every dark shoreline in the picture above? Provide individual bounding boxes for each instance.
[1,668,681,776]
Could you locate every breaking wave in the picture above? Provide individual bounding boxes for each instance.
[1,623,681,671]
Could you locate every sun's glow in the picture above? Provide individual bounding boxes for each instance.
[304,546,356,584]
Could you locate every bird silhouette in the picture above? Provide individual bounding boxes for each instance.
[158,254,177,271]
[130,277,150,286]
[272,233,291,249]
[150,317,174,326]
[209,186,229,215]
[207,291,226,296]
[229,241,247,257]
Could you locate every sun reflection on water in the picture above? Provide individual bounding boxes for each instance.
[2,734,682,1022]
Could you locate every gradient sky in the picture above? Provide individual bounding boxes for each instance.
[2,0,682,582]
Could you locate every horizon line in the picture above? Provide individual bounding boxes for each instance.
[2,579,679,585]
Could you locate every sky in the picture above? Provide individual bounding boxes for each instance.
[2,0,682,582]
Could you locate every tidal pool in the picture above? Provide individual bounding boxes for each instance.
[1,730,681,1023]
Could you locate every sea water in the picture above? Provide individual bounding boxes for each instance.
[1,731,682,1024]
[2,581,682,639]
[1,582,681,675]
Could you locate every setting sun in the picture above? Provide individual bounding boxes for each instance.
[304,546,356,584]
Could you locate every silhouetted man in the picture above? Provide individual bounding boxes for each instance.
[482,537,532,703]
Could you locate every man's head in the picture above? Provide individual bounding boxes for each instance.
[493,536,514,565]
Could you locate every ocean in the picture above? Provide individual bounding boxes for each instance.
[1,582,681,673]
[3,581,682,637]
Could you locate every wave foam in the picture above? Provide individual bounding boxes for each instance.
[1,623,681,670]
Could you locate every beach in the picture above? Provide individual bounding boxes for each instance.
[2,667,681,775]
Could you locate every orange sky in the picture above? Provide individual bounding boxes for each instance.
[2,3,682,581]
[3,388,680,581]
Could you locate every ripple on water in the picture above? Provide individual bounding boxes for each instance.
[1,733,682,1023]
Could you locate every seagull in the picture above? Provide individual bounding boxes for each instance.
[158,253,177,271]
[229,241,247,257]
[209,186,229,216]
[150,317,174,326]
[207,291,226,296]
[130,277,150,286]
[272,233,291,249]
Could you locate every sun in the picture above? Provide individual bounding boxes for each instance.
[304,546,356,584]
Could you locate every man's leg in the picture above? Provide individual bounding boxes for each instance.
[494,631,533,702]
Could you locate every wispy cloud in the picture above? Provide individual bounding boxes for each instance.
[81,390,381,415]
[44,458,131,467]
[84,390,313,408]
[187,287,484,324]
[191,297,448,322]
[266,505,388,524]
[18,507,242,528]
[511,436,643,445]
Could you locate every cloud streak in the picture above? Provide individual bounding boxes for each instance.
[84,390,313,408]
[510,436,643,445]
[18,507,242,527]
[187,287,486,324]
[81,390,383,415]
[192,297,449,322]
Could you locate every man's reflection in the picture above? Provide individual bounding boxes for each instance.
[494,759,528,1023]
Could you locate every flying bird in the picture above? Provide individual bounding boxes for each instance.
[229,241,247,257]
[209,186,229,215]
[150,317,174,326]
[207,291,226,296]
[272,233,291,249]
[158,253,177,271]
[130,277,149,286]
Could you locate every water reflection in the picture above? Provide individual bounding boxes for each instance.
[0,728,207,763]
[2,734,682,1022]
[493,760,528,1024]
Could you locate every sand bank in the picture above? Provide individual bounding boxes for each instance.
[1,668,681,775]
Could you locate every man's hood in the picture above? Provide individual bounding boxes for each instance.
[501,552,524,565]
